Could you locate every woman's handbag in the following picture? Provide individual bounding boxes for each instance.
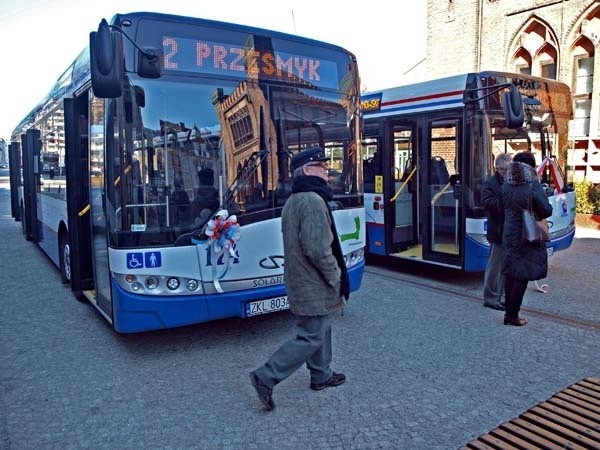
[522,183,550,243]
[522,209,550,242]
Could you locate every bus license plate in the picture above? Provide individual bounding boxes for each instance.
[246,296,289,317]
[547,246,554,256]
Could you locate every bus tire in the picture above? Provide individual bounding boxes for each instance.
[20,203,26,236]
[59,233,71,284]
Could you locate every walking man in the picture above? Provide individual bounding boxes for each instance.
[482,153,512,310]
[249,147,350,411]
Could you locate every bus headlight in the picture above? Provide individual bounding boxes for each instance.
[344,248,364,268]
[113,273,203,295]
[468,233,489,246]
[166,277,180,290]
[145,276,159,289]
[186,279,199,291]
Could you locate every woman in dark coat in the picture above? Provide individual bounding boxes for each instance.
[501,152,553,326]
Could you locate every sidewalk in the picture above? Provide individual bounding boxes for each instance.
[1,180,599,450]
[575,225,600,239]
[575,213,600,239]
[575,224,600,239]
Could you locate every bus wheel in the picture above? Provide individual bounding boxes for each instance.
[20,203,25,235]
[59,234,71,284]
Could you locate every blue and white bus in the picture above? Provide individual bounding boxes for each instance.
[9,12,365,332]
[360,71,575,271]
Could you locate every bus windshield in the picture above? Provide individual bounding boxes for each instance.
[468,110,563,211]
[103,74,360,247]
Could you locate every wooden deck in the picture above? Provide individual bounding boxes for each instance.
[463,377,600,449]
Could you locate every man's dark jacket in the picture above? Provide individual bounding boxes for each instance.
[481,171,504,244]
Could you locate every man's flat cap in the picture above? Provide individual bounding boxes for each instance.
[290,147,328,171]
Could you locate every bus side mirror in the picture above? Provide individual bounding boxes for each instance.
[138,47,163,78]
[90,19,123,98]
[502,84,524,129]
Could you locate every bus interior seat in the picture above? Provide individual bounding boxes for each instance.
[430,156,450,184]
[363,152,381,183]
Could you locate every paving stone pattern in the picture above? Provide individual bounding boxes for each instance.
[1,182,599,449]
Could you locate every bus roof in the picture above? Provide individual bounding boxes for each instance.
[361,74,469,119]
[361,71,572,120]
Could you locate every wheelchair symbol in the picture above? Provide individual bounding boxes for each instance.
[127,252,144,269]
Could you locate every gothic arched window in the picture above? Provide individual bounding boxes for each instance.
[571,36,594,137]
[510,17,558,79]
[513,48,532,75]
[539,43,558,80]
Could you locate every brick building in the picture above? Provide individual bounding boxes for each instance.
[426,0,600,182]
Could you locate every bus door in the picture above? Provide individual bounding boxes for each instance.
[21,129,41,242]
[388,122,419,254]
[8,142,21,221]
[87,93,112,319]
[421,118,462,267]
[65,92,112,320]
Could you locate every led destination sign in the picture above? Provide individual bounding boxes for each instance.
[163,36,340,89]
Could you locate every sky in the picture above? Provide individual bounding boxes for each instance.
[0,0,427,139]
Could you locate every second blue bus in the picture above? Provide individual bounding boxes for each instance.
[360,71,575,271]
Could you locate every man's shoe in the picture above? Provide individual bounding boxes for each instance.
[249,372,274,411]
[310,372,346,391]
[484,303,505,311]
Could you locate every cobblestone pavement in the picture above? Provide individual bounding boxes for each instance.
[1,182,599,450]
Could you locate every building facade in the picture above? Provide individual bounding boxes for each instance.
[426,0,600,183]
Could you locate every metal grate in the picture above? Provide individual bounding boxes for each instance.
[463,377,600,450]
